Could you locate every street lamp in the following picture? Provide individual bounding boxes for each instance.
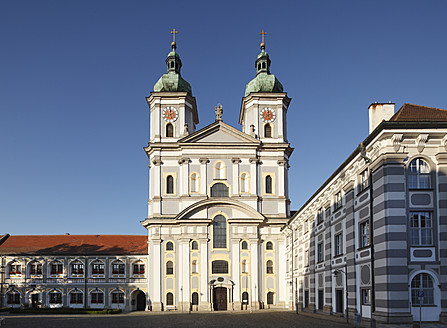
[0,256,5,308]
[333,264,349,324]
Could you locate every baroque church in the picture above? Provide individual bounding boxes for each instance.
[143,35,291,311]
[1,33,447,324]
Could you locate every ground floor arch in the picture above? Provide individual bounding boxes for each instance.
[131,290,146,311]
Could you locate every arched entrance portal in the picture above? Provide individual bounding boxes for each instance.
[213,287,227,311]
[135,291,146,311]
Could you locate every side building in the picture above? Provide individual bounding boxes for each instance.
[285,103,447,323]
[0,234,149,311]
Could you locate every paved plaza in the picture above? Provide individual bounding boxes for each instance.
[1,311,446,328]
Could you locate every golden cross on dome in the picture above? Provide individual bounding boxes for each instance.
[259,29,267,44]
[170,28,178,43]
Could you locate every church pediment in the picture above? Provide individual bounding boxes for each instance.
[179,121,259,144]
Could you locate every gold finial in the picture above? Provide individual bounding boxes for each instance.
[259,29,267,49]
[170,28,178,49]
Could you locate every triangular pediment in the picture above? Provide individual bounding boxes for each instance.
[179,121,260,144]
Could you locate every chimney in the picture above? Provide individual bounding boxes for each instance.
[368,102,395,134]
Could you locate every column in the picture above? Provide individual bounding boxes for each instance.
[232,158,241,196]
[231,239,241,310]
[277,238,286,307]
[199,158,208,196]
[150,237,162,311]
[179,238,190,311]
[199,238,209,311]
[151,157,162,216]
[250,238,259,309]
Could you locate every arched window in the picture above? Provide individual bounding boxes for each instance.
[242,291,249,304]
[166,261,174,275]
[211,183,229,197]
[266,241,273,250]
[111,260,125,275]
[70,260,84,276]
[29,261,42,275]
[6,289,20,305]
[264,124,272,138]
[411,273,434,305]
[190,173,199,193]
[90,289,104,304]
[166,241,174,251]
[69,289,83,304]
[48,289,62,304]
[166,292,174,306]
[266,260,273,274]
[166,175,174,194]
[111,289,124,304]
[242,260,248,273]
[267,292,274,305]
[191,241,198,250]
[265,175,272,194]
[192,260,198,273]
[213,215,226,248]
[241,241,248,250]
[409,158,431,189]
[214,161,225,179]
[192,292,199,305]
[241,173,249,193]
[166,123,174,137]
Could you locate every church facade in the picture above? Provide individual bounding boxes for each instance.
[143,39,292,311]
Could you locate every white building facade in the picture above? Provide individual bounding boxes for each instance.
[143,40,292,311]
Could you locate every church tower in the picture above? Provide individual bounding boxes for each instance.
[239,33,291,143]
[146,33,199,143]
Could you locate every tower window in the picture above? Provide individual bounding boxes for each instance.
[166,261,174,275]
[241,241,248,250]
[166,241,174,251]
[262,62,266,69]
[265,175,272,194]
[212,260,228,274]
[257,63,261,71]
[191,241,198,250]
[166,175,174,194]
[264,124,272,138]
[266,241,273,250]
[192,292,199,305]
[166,292,174,305]
[190,173,199,193]
[170,62,174,68]
[166,123,174,137]
[213,215,227,248]
[240,173,249,193]
[267,292,274,305]
[266,260,273,274]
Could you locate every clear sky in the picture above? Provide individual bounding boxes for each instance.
[1,0,446,236]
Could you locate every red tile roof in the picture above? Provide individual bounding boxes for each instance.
[390,103,447,122]
[0,235,148,255]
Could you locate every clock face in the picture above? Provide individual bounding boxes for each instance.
[162,107,179,122]
[260,107,276,123]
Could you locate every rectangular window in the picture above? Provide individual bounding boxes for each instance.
[7,293,20,304]
[112,264,125,275]
[294,254,298,269]
[335,233,343,256]
[133,264,145,275]
[325,207,331,220]
[317,243,324,263]
[49,292,62,304]
[361,289,371,305]
[112,292,124,304]
[212,260,228,274]
[50,263,63,275]
[10,264,21,275]
[359,221,370,248]
[359,169,369,192]
[334,191,342,210]
[304,220,309,234]
[304,250,309,267]
[71,263,84,275]
[30,263,42,275]
[70,292,83,304]
[92,263,105,275]
[410,212,433,246]
[91,292,104,304]
[317,208,323,224]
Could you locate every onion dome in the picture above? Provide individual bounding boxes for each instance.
[244,42,283,97]
[153,41,192,94]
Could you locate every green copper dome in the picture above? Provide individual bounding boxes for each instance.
[153,43,192,94]
[244,44,283,97]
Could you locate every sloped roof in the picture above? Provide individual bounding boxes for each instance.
[0,235,148,255]
[390,103,447,122]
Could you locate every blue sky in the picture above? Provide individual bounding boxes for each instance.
[1,1,446,235]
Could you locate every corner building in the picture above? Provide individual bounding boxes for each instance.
[143,41,292,311]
